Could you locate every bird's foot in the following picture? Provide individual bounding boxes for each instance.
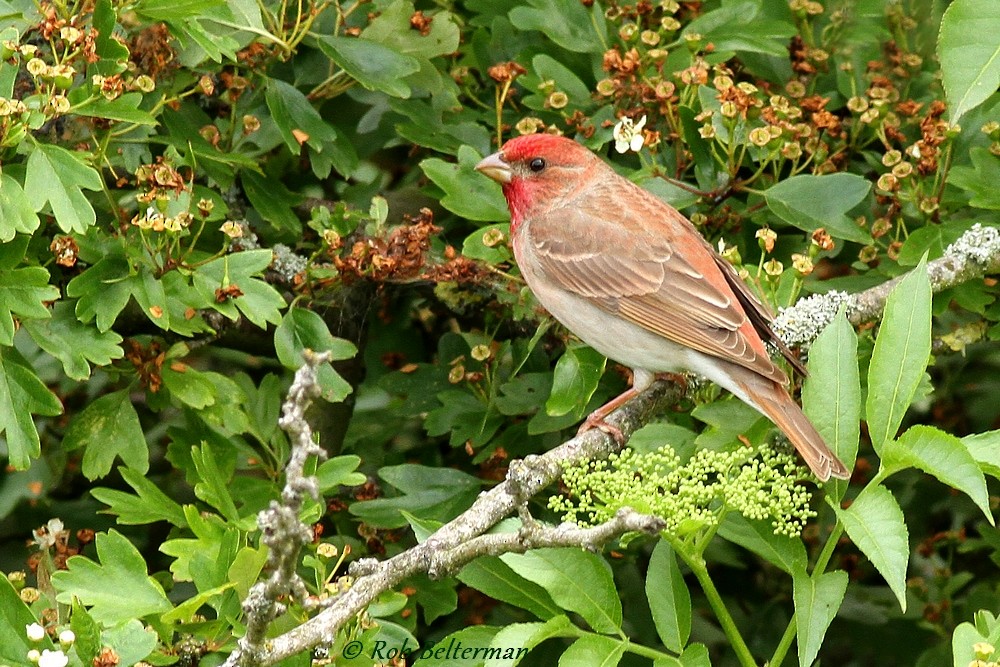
[576,413,625,444]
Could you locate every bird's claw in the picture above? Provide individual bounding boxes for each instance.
[577,415,625,444]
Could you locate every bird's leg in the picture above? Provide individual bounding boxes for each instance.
[576,371,688,443]
[576,387,639,443]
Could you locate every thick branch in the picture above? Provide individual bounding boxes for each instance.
[225,381,682,665]
[773,224,1000,348]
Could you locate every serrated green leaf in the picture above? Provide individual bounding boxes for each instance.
[546,345,606,418]
[24,144,103,233]
[835,485,909,611]
[274,307,356,403]
[92,466,187,527]
[793,570,848,667]
[647,540,691,653]
[191,442,240,520]
[70,600,101,666]
[560,634,626,666]
[938,0,1000,123]
[63,390,148,480]
[963,430,1000,479]
[24,301,124,380]
[162,363,218,409]
[867,258,931,454]
[0,174,40,241]
[0,346,63,469]
[883,425,993,524]
[684,1,795,56]
[192,249,286,328]
[948,147,1000,210]
[66,256,133,332]
[0,266,59,345]
[502,548,622,634]
[803,311,859,500]
[764,173,872,243]
[484,617,573,667]
[51,529,172,624]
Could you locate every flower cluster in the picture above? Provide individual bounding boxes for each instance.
[24,622,75,667]
[549,444,817,539]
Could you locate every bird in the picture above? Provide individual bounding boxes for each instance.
[475,133,850,481]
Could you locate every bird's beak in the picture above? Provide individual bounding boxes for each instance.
[475,151,512,184]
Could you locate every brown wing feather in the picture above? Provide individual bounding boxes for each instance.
[527,182,788,385]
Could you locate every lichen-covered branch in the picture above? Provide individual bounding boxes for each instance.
[228,350,332,666]
[774,224,1000,348]
[226,380,683,665]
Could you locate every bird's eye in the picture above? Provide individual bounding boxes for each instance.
[529,157,546,172]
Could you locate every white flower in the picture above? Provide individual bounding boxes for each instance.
[27,649,40,663]
[32,518,64,549]
[26,623,45,642]
[38,649,69,667]
[58,629,75,647]
[613,115,647,153]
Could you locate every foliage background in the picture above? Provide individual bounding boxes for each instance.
[0,0,998,665]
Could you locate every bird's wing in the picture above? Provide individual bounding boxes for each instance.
[527,189,789,385]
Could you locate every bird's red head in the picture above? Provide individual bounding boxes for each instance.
[475,135,600,228]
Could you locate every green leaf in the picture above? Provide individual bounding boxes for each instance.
[546,346,607,418]
[24,144,103,233]
[502,548,622,634]
[135,0,226,20]
[315,35,420,98]
[240,170,303,235]
[351,464,482,529]
[265,78,339,155]
[764,173,872,243]
[103,619,158,666]
[70,600,101,666]
[191,442,240,521]
[938,0,1000,123]
[63,390,148,480]
[458,557,562,621]
[866,258,931,454]
[559,634,626,667]
[509,0,608,54]
[952,621,992,667]
[0,174,40,241]
[413,626,500,666]
[162,363,217,409]
[66,256,133,332]
[92,467,187,527]
[72,92,157,124]
[274,307,357,403]
[51,529,173,624]
[0,266,59,345]
[883,425,993,524]
[422,145,510,222]
[793,570,848,667]
[948,147,1000,210]
[362,1,461,60]
[316,455,366,492]
[835,485,909,611]
[717,514,807,574]
[24,301,124,380]
[462,223,512,264]
[0,573,47,663]
[802,311,860,500]
[646,540,691,653]
[0,345,63,469]
[192,249,286,328]
[484,617,574,667]
[963,430,1000,479]
[684,1,795,56]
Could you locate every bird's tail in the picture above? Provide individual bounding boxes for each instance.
[742,377,851,481]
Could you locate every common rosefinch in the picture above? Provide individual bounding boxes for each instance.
[476,134,850,481]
